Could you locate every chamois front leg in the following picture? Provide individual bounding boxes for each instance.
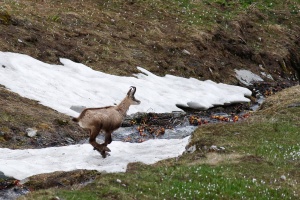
[89,127,111,158]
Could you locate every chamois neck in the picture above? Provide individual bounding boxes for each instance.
[116,98,131,116]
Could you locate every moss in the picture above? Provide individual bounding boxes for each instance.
[0,126,10,133]
[0,10,12,25]
[0,136,6,143]
[53,119,69,126]
[36,123,52,130]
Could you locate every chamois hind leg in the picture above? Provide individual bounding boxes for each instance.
[89,126,110,158]
[104,132,112,145]
[95,132,113,158]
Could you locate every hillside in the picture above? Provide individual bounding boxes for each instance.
[1,0,299,83]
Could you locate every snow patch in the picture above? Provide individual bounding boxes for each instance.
[0,137,189,180]
[0,52,251,116]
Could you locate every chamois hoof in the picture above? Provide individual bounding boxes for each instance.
[93,144,111,152]
[101,151,111,158]
[93,144,111,158]
[103,146,111,152]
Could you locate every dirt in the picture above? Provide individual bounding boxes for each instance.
[189,152,242,166]
[24,170,99,190]
[0,86,87,149]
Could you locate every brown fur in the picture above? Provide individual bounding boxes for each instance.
[73,87,140,158]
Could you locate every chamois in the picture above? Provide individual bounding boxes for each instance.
[72,86,140,158]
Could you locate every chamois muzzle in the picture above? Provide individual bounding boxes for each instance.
[127,86,141,105]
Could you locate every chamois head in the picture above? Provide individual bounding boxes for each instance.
[126,86,141,105]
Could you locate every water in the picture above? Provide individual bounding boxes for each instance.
[0,172,29,200]
[0,187,29,200]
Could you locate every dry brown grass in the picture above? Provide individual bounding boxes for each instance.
[0,86,86,149]
[259,85,300,112]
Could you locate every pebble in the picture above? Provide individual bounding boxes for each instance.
[26,128,37,137]
[288,103,300,108]
[208,145,225,152]
[209,145,218,151]
[65,137,75,144]
[280,175,286,181]
[186,145,196,153]
[70,105,86,113]
[182,49,191,55]
[116,179,122,183]
[219,146,226,151]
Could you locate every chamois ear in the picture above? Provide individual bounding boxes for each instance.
[127,86,136,96]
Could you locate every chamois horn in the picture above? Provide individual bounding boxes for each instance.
[127,86,136,96]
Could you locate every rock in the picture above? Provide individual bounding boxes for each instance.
[280,175,286,181]
[209,145,225,152]
[0,171,11,180]
[186,145,196,153]
[162,126,197,139]
[260,72,273,80]
[219,146,226,152]
[26,128,37,137]
[116,179,122,183]
[70,105,86,113]
[182,49,191,55]
[209,145,218,152]
[65,137,75,144]
[235,69,264,86]
[288,103,300,108]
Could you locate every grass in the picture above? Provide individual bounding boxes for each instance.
[172,0,300,25]
[20,86,300,199]
[52,165,293,199]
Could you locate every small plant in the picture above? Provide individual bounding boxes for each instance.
[49,14,60,22]
[0,10,11,25]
